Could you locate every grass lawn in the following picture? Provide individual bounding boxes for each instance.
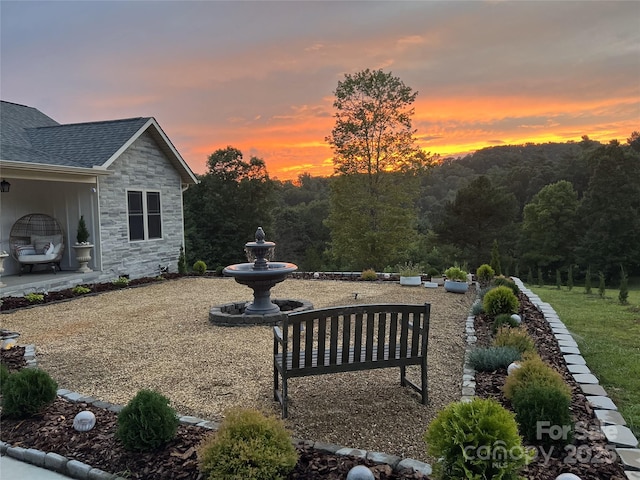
[527,284,640,437]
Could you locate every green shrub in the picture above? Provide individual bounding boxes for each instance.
[471,300,484,315]
[492,313,520,334]
[598,271,606,298]
[493,327,536,354]
[424,398,530,480]
[503,355,570,401]
[444,266,467,281]
[360,269,378,281]
[492,276,520,295]
[468,346,521,372]
[178,245,187,274]
[584,265,592,294]
[483,286,520,317]
[512,383,573,446]
[215,265,225,276]
[198,408,298,480]
[112,276,130,288]
[476,264,495,288]
[619,265,629,304]
[72,285,91,295]
[0,364,10,392]
[193,260,207,275]
[116,389,179,451]
[1,368,58,418]
[24,293,44,303]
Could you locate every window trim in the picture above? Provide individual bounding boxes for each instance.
[126,189,163,242]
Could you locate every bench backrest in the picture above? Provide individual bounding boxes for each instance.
[282,303,430,369]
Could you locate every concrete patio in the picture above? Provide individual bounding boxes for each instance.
[0,270,103,298]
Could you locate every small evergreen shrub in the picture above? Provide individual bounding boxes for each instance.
[360,269,378,281]
[556,269,562,289]
[426,267,441,278]
[585,265,592,294]
[493,327,536,354]
[492,313,520,334]
[72,285,91,295]
[193,260,207,275]
[424,398,530,480]
[503,355,570,401]
[178,245,187,274]
[198,408,298,480]
[598,271,606,298]
[537,267,544,287]
[215,265,225,276]
[112,276,130,288]
[512,383,573,446]
[24,293,45,303]
[477,286,493,299]
[116,389,179,451]
[619,265,629,305]
[1,368,58,418]
[468,346,521,372]
[492,276,519,295]
[76,215,90,243]
[476,264,495,288]
[567,265,574,291]
[490,240,502,276]
[483,286,519,317]
[471,299,484,315]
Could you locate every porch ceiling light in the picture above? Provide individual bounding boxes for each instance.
[0,179,10,193]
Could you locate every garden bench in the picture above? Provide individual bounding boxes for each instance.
[273,303,430,418]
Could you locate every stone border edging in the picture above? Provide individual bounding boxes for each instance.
[461,277,640,477]
[3,346,432,478]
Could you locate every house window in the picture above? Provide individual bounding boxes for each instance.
[127,190,162,241]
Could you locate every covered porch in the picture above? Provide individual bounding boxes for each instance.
[0,167,106,278]
[0,270,105,298]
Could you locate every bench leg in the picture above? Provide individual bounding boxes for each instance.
[282,376,288,419]
[421,358,428,404]
[400,365,407,387]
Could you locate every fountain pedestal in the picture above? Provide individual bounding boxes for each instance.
[222,227,298,317]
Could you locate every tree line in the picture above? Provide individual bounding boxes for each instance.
[183,69,640,284]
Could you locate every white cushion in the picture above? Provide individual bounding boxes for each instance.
[30,234,63,253]
[52,243,63,256]
[18,253,57,264]
[45,242,55,255]
[16,244,37,256]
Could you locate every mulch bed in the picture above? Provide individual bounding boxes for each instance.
[0,282,629,479]
[473,293,627,480]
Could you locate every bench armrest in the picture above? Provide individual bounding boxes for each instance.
[274,326,284,344]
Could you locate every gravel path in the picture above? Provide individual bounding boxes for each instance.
[1,277,474,462]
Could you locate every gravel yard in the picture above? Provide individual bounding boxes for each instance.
[1,277,475,462]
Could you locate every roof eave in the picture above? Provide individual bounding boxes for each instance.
[101,118,198,185]
[0,159,111,183]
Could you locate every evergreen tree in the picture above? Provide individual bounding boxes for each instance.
[585,266,592,294]
[490,240,502,276]
[527,267,534,285]
[567,265,574,291]
[556,269,562,290]
[619,265,629,305]
[537,267,544,287]
[598,271,606,298]
[576,141,640,279]
[177,245,187,274]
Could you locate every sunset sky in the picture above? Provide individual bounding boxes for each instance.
[2,1,639,180]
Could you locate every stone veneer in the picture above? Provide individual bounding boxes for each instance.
[97,131,185,280]
[462,277,640,478]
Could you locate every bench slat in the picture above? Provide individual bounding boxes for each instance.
[274,303,431,418]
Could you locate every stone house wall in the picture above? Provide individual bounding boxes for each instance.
[97,131,185,280]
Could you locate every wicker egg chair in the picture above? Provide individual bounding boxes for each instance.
[9,213,65,273]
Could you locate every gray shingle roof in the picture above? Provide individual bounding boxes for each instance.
[1,101,150,168]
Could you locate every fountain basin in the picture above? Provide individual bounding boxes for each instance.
[209,299,313,326]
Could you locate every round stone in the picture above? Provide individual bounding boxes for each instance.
[510,314,522,324]
[313,272,320,279]
[73,410,96,432]
[555,474,582,480]
[346,465,375,480]
[383,273,391,279]
[507,362,522,375]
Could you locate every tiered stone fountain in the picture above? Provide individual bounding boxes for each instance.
[209,227,312,326]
